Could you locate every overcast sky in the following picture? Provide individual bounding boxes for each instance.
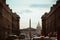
[6,0,57,29]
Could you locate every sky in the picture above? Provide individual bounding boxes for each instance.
[6,0,57,29]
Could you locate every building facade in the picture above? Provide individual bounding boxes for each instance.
[41,13,48,36]
[20,28,37,39]
[41,0,60,37]
[0,0,20,40]
[12,13,20,36]
[36,22,42,36]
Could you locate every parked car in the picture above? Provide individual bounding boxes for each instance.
[32,36,52,40]
[45,36,52,40]
[32,37,45,40]
[32,37,41,40]
[6,35,18,40]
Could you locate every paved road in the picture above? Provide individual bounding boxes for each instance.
[50,37,56,40]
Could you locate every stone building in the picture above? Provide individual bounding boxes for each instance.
[0,0,20,40]
[36,22,41,36]
[12,13,20,36]
[41,13,48,36]
[20,28,37,39]
[41,0,60,37]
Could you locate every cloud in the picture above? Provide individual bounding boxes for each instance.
[20,10,32,13]
[30,4,51,8]
[6,0,57,7]
[6,0,57,29]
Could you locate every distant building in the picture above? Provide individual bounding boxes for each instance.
[20,28,37,38]
[0,0,20,40]
[36,22,42,36]
[41,0,60,37]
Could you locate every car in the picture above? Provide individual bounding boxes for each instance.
[32,36,52,40]
[6,35,18,40]
[32,37,40,40]
[45,36,50,40]
[32,37,45,40]
[45,36,52,40]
